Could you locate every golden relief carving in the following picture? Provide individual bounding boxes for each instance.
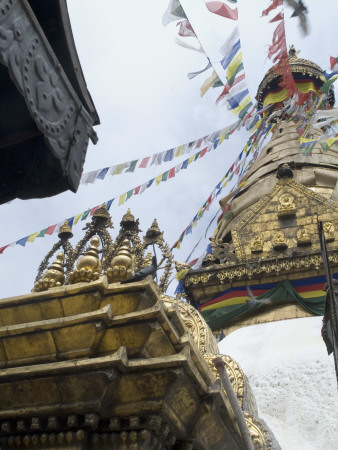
[250,234,264,253]
[162,296,218,355]
[272,231,288,250]
[323,222,335,242]
[277,193,296,217]
[297,227,312,246]
[185,252,334,286]
[244,412,274,449]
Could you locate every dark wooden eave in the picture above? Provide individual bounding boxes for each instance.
[0,0,100,204]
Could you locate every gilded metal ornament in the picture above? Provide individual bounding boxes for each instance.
[323,222,335,242]
[296,227,312,246]
[68,237,101,284]
[250,235,264,253]
[34,220,74,290]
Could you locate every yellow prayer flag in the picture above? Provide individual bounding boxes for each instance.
[263,88,287,107]
[226,52,242,82]
[200,70,218,98]
[155,174,162,185]
[119,193,127,205]
[112,164,125,175]
[218,134,226,145]
[232,96,251,116]
[222,180,228,189]
[27,232,39,243]
[192,220,198,228]
[188,155,194,165]
[175,145,184,157]
[327,137,338,147]
[74,213,82,225]
[176,268,190,281]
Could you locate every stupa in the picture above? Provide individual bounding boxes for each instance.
[183,48,338,447]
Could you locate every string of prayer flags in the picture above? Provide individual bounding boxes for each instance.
[1,139,230,255]
[330,56,338,72]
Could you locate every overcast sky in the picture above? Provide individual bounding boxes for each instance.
[0,0,337,299]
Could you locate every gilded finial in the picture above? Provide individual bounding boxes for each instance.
[120,208,141,232]
[92,203,113,229]
[106,238,133,282]
[58,220,73,240]
[68,237,102,284]
[143,219,163,246]
[288,45,300,59]
[34,252,65,292]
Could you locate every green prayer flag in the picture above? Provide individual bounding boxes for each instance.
[321,75,338,94]
[161,170,169,182]
[194,151,201,160]
[212,78,223,89]
[37,228,48,237]
[126,160,138,173]
[126,189,133,200]
[81,210,90,221]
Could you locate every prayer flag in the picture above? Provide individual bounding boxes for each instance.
[27,232,39,243]
[164,149,174,162]
[162,0,186,26]
[162,170,169,182]
[81,210,90,221]
[262,0,282,16]
[74,213,82,225]
[330,56,338,71]
[220,39,241,70]
[46,224,57,235]
[220,26,240,61]
[111,164,125,175]
[226,89,249,110]
[126,160,138,173]
[175,145,185,157]
[169,167,176,178]
[269,11,284,22]
[206,2,238,20]
[155,174,162,185]
[96,167,109,180]
[90,205,100,216]
[0,245,9,254]
[106,199,114,210]
[226,52,243,83]
[126,189,133,200]
[139,157,150,168]
[188,61,212,80]
[37,228,48,237]
[182,159,189,169]
[200,70,219,97]
[119,193,127,205]
[17,236,29,247]
[134,186,141,195]
[177,19,196,37]
[200,147,207,158]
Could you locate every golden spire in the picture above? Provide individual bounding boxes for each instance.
[58,220,73,240]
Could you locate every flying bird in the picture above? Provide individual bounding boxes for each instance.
[285,0,308,35]
[246,286,273,309]
[120,255,157,284]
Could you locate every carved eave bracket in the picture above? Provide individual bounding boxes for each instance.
[0,0,97,193]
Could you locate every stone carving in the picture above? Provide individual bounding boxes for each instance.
[272,231,288,250]
[323,222,335,242]
[278,193,296,217]
[162,296,218,355]
[0,0,96,189]
[250,234,264,253]
[297,227,311,246]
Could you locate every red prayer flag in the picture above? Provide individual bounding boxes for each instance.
[206,2,238,20]
[139,157,150,168]
[90,205,100,216]
[0,245,9,255]
[177,19,196,37]
[330,56,338,71]
[199,147,208,158]
[45,224,57,235]
[262,0,282,17]
[134,185,141,195]
[169,167,176,178]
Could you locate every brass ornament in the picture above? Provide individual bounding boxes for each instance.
[244,412,279,450]
[162,296,218,355]
[67,204,113,282]
[106,239,133,283]
[323,222,335,242]
[272,231,288,250]
[33,252,65,292]
[68,237,101,284]
[250,234,264,253]
[296,227,312,246]
[277,193,296,217]
[34,220,74,290]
